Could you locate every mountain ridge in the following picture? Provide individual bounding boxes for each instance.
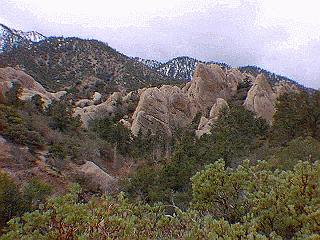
[0,36,179,96]
[0,23,45,53]
[0,23,313,93]
[135,56,311,91]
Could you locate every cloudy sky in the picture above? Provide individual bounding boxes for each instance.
[1,0,320,88]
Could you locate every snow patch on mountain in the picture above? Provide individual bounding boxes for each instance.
[135,56,311,91]
[135,56,230,81]
[133,57,162,69]
[0,23,46,53]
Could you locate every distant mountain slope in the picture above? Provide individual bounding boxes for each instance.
[136,56,310,91]
[135,56,229,81]
[237,66,311,91]
[133,57,162,69]
[157,57,200,80]
[0,23,45,53]
[0,23,311,94]
[0,37,178,93]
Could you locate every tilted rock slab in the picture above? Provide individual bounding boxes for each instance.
[244,74,300,123]
[0,67,66,105]
[131,85,194,137]
[184,64,241,115]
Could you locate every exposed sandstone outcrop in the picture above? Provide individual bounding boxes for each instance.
[131,85,194,136]
[244,74,300,123]
[74,91,138,128]
[196,98,229,138]
[73,63,302,135]
[209,98,229,119]
[0,67,66,105]
[75,91,103,108]
[131,64,245,137]
[184,64,241,115]
[243,74,275,123]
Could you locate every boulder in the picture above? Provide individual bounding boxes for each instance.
[119,119,131,129]
[244,74,275,122]
[244,75,302,123]
[75,99,94,108]
[92,92,102,103]
[243,74,275,123]
[77,161,115,193]
[209,98,229,119]
[74,90,139,128]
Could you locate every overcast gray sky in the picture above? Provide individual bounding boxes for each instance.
[1,0,320,88]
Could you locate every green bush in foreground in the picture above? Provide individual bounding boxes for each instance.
[0,172,52,233]
[1,160,319,239]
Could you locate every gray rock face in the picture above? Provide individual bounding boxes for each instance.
[73,63,302,136]
[243,74,300,123]
[74,91,124,127]
[74,91,139,128]
[209,98,229,119]
[76,161,115,193]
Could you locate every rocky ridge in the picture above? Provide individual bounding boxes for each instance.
[1,63,301,138]
[72,63,302,137]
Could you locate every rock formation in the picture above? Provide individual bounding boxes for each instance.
[131,85,194,136]
[131,64,242,137]
[243,74,275,123]
[0,67,66,105]
[196,98,229,137]
[75,92,103,108]
[76,161,115,193]
[74,91,138,128]
[243,74,300,123]
[183,64,241,115]
[73,63,302,135]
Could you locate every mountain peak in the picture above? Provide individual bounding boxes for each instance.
[0,23,46,53]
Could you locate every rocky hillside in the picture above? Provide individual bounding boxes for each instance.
[0,23,45,53]
[0,37,180,95]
